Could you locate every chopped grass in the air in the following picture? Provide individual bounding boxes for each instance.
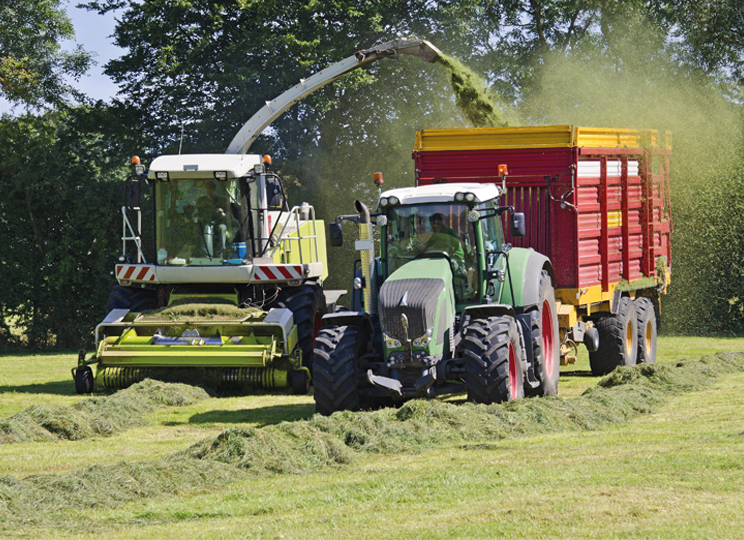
[434,53,509,128]
[1,351,742,528]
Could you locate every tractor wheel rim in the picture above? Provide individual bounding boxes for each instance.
[542,300,555,377]
[508,342,518,400]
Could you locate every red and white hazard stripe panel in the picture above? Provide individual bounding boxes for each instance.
[115,264,157,283]
[252,265,303,282]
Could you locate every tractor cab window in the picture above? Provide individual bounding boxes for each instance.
[479,201,507,297]
[155,178,250,265]
[383,203,478,303]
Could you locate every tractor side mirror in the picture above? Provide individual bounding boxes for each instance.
[511,212,526,238]
[125,175,142,209]
[329,222,343,247]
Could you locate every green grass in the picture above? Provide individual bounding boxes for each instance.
[0,336,742,538]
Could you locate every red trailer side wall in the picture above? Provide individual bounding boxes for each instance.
[413,128,672,296]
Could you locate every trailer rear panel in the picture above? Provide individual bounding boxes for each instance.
[413,126,672,306]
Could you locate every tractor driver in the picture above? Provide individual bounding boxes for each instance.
[422,213,465,260]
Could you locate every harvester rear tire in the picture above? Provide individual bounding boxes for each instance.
[106,285,158,314]
[74,366,94,394]
[524,270,560,397]
[464,316,525,404]
[270,281,327,371]
[589,296,638,376]
[634,297,657,364]
[313,325,364,415]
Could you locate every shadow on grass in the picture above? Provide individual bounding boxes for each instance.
[0,380,75,396]
[560,370,596,378]
[186,403,315,428]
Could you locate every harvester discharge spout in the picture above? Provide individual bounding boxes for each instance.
[226,38,441,155]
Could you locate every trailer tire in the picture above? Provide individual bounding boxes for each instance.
[464,316,525,404]
[589,297,638,376]
[313,325,364,415]
[524,271,560,397]
[105,285,158,314]
[634,297,657,364]
[74,366,94,394]
[270,281,327,370]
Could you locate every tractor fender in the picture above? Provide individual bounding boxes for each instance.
[500,248,555,309]
[320,311,374,340]
[463,303,517,322]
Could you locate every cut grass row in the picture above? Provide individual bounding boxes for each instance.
[0,340,742,537]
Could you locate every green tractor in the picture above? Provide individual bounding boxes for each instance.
[314,180,560,414]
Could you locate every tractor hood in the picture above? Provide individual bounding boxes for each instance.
[378,258,455,349]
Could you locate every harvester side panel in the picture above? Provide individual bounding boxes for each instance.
[413,126,672,304]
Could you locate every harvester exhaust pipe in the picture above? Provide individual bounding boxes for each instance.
[355,200,376,314]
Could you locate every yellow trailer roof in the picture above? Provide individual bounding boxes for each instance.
[414,125,668,152]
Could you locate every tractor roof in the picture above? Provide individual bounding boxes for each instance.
[148,154,263,180]
[379,182,502,205]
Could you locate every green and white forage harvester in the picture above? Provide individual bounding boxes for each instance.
[72,39,443,394]
[315,176,562,414]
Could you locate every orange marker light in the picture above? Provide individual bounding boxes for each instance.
[263,155,272,167]
[131,156,141,165]
[498,164,508,176]
[373,172,384,185]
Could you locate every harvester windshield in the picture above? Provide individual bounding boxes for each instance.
[383,203,478,302]
[155,178,255,265]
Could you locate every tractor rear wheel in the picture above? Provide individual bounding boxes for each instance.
[634,297,657,364]
[106,285,158,314]
[313,325,365,415]
[464,316,525,404]
[524,271,560,397]
[269,281,327,370]
[589,296,638,376]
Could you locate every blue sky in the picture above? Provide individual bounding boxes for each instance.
[0,3,123,114]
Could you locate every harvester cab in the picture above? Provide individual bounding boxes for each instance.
[314,176,561,415]
[73,153,329,395]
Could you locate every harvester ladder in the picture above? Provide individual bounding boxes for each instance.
[121,206,147,263]
[269,205,320,265]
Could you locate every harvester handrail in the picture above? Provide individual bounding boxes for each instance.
[121,206,147,263]
[269,205,320,265]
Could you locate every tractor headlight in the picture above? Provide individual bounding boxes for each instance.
[384,332,402,349]
[413,328,433,348]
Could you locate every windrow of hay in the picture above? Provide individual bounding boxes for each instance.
[0,380,209,443]
[434,54,509,128]
[1,352,742,528]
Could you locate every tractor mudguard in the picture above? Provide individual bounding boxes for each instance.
[500,248,555,309]
[320,311,374,340]
[462,303,517,322]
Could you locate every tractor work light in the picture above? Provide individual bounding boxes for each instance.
[384,332,402,349]
[468,210,480,222]
[131,156,145,175]
[456,191,477,203]
[380,198,389,207]
[156,171,170,182]
[455,192,465,202]
[253,164,265,175]
[412,329,433,348]
[388,196,400,206]
[465,192,476,202]
[376,215,388,226]
[214,171,228,180]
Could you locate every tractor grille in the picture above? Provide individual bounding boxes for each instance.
[378,278,445,341]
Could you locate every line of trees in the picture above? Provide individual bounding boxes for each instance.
[1,0,743,347]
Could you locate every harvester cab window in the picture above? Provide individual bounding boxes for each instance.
[384,203,478,303]
[155,178,247,265]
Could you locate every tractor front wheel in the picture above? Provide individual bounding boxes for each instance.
[464,316,525,404]
[313,325,365,415]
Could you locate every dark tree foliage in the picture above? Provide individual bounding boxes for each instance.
[0,107,133,347]
[0,0,91,107]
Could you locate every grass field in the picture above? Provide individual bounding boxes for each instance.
[1,336,743,538]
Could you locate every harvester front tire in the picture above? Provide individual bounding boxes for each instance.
[270,282,327,370]
[106,285,158,314]
[291,369,310,395]
[464,316,525,404]
[634,297,657,364]
[74,366,94,394]
[313,325,364,415]
[589,296,638,376]
[523,270,560,397]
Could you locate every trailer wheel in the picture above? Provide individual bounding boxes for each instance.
[313,325,364,415]
[524,271,560,397]
[105,285,158,314]
[464,316,525,404]
[589,296,638,376]
[270,281,327,370]
[74,366,94,394]
[634,297,657,364]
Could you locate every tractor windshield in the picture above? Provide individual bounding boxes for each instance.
[383,203,478,302]
[154,178,253,265]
